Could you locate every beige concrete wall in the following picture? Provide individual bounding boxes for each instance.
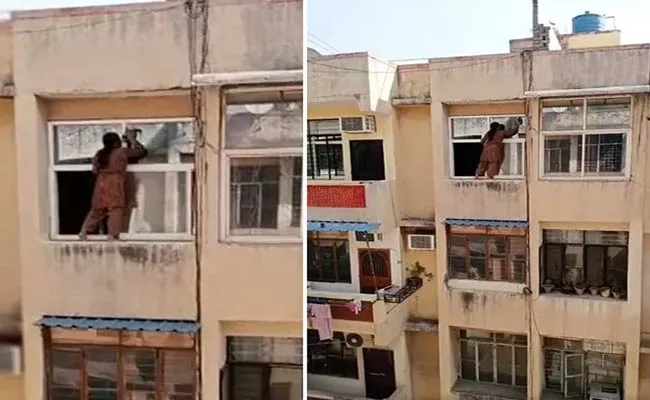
[429,54,524,103]
[403,247,437,320]
[407,331,439,400]
[640,354,650,395]
[307,53,372,110]
[0,374,23,400]
[395,65,429,100]
[0,22,11,88]
[0,100,19,322]
[395,106,435,221]
[200,88,303,400]
[14,94,200,400]
[12,0,302,95]
[532,45,650,91]
[563,30,621,49]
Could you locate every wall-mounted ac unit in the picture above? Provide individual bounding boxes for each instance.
[0,344,21,375]
[340,116,376,133]
[355,231,382,242]
[407,234,435,250]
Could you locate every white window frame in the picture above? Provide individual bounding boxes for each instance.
[458,330,527,388]
[539,96,632,181]
[448,114,526,180]
[48,117,195,241]
[220,86,303,244]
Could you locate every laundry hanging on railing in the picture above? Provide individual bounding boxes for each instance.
[310,303,333,341]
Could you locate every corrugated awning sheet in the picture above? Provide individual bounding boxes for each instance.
[37,315,200,333]
[307,220,380,232]
[444,218,528,228]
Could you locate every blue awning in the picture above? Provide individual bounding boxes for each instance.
[444,218,528,228]
[37,315,200,333]
[307,220,380,232]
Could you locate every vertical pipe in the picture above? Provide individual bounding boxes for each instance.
[532,0,539,49]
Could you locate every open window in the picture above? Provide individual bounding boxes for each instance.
[222,86,303,241]
[349,139,385,181]
[307,119,344,180]
[449,115,526,178]
[49,119,195,240]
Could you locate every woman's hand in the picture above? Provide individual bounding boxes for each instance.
[125,129,138,143]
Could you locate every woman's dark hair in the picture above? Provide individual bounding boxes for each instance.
[486,121,500,141]
[96,132,122,169]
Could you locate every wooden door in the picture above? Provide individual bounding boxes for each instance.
[358,249,391,294]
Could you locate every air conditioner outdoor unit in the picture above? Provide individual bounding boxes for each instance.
[589,382,621,400]
[340,116,376,133]
[407,234,435,250]
[0,344,21,375]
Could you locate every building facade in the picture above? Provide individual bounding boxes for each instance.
[0,0,303,399]
[307,41,650,399]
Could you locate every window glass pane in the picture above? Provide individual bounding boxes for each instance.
[50,348,82,400]
[499,141,524,176]
[123,350,156,399]
[86,348,117,400]
[585,231,628,246]
[543,244,564,284]
[496,345,513,385]
[291,158,302,227]
[230,157,300,236]
[490,116,527,135]
[514,346,527,386]
[124,171,189,234]
[585,246,605,286]
[125,122,194,164]
[586,98,631,130]
[541,100,584,131]
[308,119,340,135]
[53,124,123,165]
[583,134,625,175]
[451,117,488,139]
[460,341,476,381]
[543,349,562,391]
[448,236,467,278]
[270,366,302,400]
[544,136,580,174]
[231,364,265,400]
[477,343,494,382]
[469,236,487,279]
[52,122,193,165]
[163,350,195,400]
[307,332,358,379]
[607,247,628,289]
[225,100,302,149]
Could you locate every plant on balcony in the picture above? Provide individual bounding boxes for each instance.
[574,282,586,295]
[589,285,599,296]
[600,286,611,298]
[611,283,625,299]
[405,261,433,287]
[542,280,555,293]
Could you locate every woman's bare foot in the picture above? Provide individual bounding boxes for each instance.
[79,232,87,241]
[108,235,119,241]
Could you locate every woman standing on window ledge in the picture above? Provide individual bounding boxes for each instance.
[79,130,148,240]
[475,117,522,179]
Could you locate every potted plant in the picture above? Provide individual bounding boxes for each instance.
[574,282,586,295]
[600,286,611,298]
[405,261,434,287]
[612,284,624,299]
[542,280,555,293]
[589,285,599,296]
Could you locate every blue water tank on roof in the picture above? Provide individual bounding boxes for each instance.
[572,11,606,33]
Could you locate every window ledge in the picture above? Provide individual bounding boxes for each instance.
[448,279,526,294]
[452,380,526,400]
[450,177,525,182]
[221,235,302,245]
[307,289,377,302]
[539,292,627,303]
[539,176,629,182]
[50,234,194,242]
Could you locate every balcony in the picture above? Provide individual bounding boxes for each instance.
[307,283,419,347]
[307,181,396,231]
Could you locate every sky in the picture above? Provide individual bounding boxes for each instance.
[308,0,650,61]
[2,0,648,60]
